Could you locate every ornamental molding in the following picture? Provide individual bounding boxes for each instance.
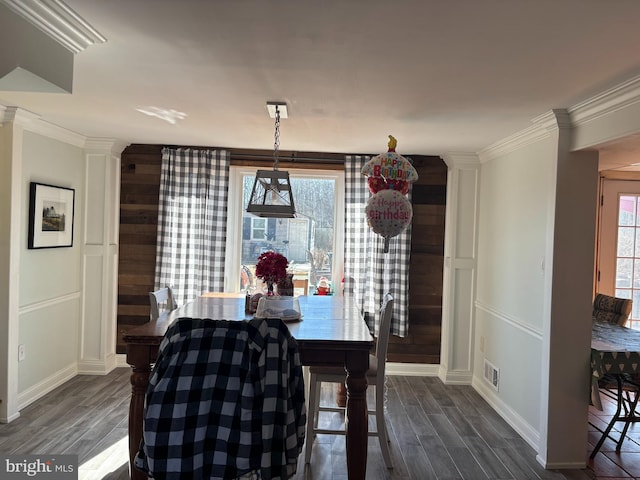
[1,106,86,147]
[441,152,480,168]
[85,138,128,156]
[478,122,552,163]
[569,74,640,126]
[0,0,106,54]
[478,109,570,163]
[479,75,640,163]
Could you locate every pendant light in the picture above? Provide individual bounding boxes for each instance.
[246,102,296,218]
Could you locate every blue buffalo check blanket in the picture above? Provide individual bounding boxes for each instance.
[134,317,306,479]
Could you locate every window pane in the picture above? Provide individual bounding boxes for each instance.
[619,196,636,226]
[617,227,635,257]
[634,259,640,289]
[615,194,640,329]
[617,258,633,288]
[240,175,336,293]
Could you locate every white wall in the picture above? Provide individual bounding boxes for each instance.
[0,109,20,422]
[474,136,555,442]
[18,130,84,397]
[471,107,602,468]
[0,108,122,421]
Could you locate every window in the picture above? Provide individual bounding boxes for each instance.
[225,167,344,294]
[250,217,267,240]
[615,195,640,329]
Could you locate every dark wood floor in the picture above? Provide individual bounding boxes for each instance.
[0,368,607,479]
[588,385,640,479]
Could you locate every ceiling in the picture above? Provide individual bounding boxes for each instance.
[3,0,640,168]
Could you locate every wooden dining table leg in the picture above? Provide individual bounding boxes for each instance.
[127,345,152,480]
[344,350,370,480]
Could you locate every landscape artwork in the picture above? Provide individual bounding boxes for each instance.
[28,182,75,249]
[41,201,67,232]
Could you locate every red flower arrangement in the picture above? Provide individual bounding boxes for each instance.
[255,251,289,289]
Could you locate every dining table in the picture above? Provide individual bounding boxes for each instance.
[590,320,640,457]
[123,293,374,480]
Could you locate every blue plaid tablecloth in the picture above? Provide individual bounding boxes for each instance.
[591,321,640,409]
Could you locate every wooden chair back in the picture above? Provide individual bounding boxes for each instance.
[593,293,633,326]
[149,286,177,321]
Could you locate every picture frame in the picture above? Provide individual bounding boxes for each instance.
[28,182,75,249]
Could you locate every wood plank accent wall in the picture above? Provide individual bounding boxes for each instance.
[391,156,447,364]
[117,144,447,365]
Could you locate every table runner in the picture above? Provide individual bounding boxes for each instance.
[591,321,640,409]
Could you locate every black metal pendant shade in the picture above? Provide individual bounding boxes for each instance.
[246,102,296,218]
[246,169,296,218]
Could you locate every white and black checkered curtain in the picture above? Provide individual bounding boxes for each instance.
[344,155,411,337]
[155,147,230,305]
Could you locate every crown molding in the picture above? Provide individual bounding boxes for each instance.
[25,117,85,147]
[441,152,480,168]
[479,122,551,163]
[478,74,640,163]
[85,138,127,156]
[569,74,640,126]
[531,108,571,130]
[479,109,570,163]
[0,0,106,54]
[1,107,128,152]
[1,106,86,147]
[0,106,40,125]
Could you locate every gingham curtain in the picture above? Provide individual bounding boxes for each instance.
[155,147,230,305]
[344,155,411,337]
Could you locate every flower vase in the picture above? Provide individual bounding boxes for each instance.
[266,281,276,296]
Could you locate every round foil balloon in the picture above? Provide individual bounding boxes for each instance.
[361,135,418,194]
[365,189,413,252]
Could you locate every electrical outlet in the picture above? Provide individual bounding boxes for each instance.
[480,336,485,353]
[18,344,25,362]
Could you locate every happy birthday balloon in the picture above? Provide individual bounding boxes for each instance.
[365,189,413,252]
[362,135,418,194]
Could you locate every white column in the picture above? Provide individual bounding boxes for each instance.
[78,139,123,374]
[439,153,481,384]
[537,111,598,467]
[0,107,26,422]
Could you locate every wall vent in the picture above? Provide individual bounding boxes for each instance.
[484,359,500,391]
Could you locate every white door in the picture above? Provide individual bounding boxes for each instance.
[598,179,640,329]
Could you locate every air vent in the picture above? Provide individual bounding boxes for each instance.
[484,359,500,391]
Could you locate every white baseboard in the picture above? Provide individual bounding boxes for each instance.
[115,353,128,368]
[438,365,473,384]
[77,353,118,375]
[18,363,78,411]
[386,362,439,376]
[537,457,587,470]
[471,375,540,451]
[0,411,20,423]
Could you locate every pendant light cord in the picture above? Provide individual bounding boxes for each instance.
[273,107,280,171]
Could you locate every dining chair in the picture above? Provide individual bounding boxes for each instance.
[304,293,394,468]
[149,286,176,321]
[592,372,640,458]
[135,317,306,479]
[592,293,633,326]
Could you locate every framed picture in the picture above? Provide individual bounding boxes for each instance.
[28,182,75,249]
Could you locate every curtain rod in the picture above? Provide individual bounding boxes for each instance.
[159,144,351,164]
[230,152,346,164]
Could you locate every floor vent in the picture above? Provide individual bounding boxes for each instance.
[484,359,500,391]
